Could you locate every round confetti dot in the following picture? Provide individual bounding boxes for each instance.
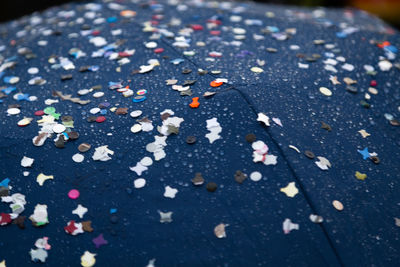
[93,92,104,98]
[90,108,100,114]
[72,153,84,163]
[145,42,157,49]
[186,136,197,144]
[134,178,146,188]
[140,157,153,167]
[17,118,33,127]
[251,67,264,73]
[78,143,91,153]
[78,89,90,95]
[210,81,223,87]
[120,10,136,18]
[96,116,106,123]
[250,171,262,182]
[137,89,147,95]
[34,110,44,116]
[131,124,142,133]
[53,124,66,134]
[332,200,343,211]
[206,182,218,192]
[319,87,332,96]
[304,150,315,159]
[245,133,256,143]
[7,108,20,115]
[68,189,80,199]
[28,67,39,74]
[130,110,142,118]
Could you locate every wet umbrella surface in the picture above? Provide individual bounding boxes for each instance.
[0,0,399,266]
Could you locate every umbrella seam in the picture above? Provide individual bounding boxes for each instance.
[227,85,345,267]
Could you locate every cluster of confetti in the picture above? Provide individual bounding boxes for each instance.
[0,0,399,266]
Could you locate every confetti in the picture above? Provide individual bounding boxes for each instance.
[164,186,178,199]
[282,218,299,234]
[280,182,299,198]
[81,251,96,267]
[36,173,54,186]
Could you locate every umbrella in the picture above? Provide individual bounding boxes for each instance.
[0,0,399,266]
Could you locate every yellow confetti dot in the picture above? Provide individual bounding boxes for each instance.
[17,117,33,127]
[36,173,54,186]
[319,87,332,96]
[280,182,298,197]
[0,260,6,267]
[355,171,367,181]
[250,67,264,73]
[81,251,96,267]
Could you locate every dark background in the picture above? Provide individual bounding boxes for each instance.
[1,0,400,28]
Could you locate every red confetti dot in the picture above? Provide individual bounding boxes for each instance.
[370,80,377,87]
[154,48,164,54]
[34,110,45,116]
[96,116,106,123]
[191,24,203,31]
[210,31,221,36]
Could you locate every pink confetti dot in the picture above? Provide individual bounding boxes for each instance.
[68,189,80,199]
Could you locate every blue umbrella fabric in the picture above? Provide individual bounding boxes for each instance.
[0,0,399,266]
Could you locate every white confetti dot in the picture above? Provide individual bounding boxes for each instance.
[7,108,21,115]
[52,124,66,133]
[90,108,100,114]
[130,110,142,118]
[28,67,39,74]
[134,178,146,188]
[145,42,157,49]
[250,171,262,182]
[140,156,153,167]
[93,92,104,98]
[131,124,142,133]
[72,153,84,163]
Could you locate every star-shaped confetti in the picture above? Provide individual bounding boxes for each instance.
[92,234,108,248]
[329,75,341,85]
[81,251,96,267]
[264,154,278,165]
[64,220,78,234]
[280,182,299,197]
[357,147,370,160]
[158,211,173,223]
[129,162,148,176]
[36,173,54,186]
[164,186,178,198]
[355,171,367,180]
[72,204,88,219]
[29,248,48,263]
[358,129,370,138]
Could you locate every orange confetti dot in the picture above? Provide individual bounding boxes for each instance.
[189,97,200,108]
[210,81,223,87]
[120,10,136,18]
